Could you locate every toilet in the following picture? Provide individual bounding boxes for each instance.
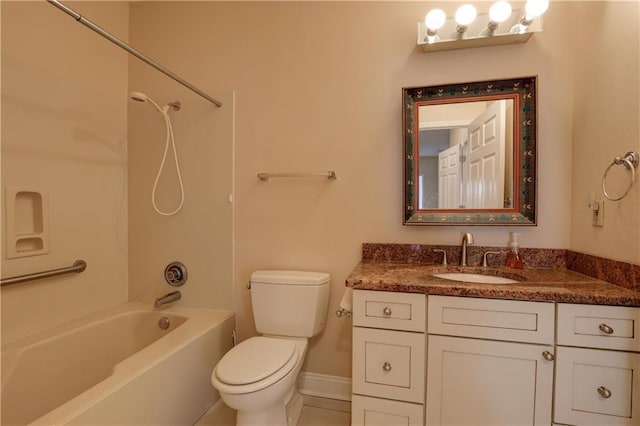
[211,270,331,426]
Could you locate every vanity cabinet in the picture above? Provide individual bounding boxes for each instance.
[554,303,640,426]
[350,290,640,426]
[426,296,555,426]
[351,290,426,426]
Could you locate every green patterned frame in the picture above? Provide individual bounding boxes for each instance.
[403,76,537,226]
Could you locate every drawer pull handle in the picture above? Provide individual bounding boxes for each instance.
[599,323,614,334]
[542,351,555,361]
[382,362,392,372]
[383,307,392,316]
[597,386,612,399]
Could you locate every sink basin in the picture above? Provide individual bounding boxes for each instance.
[432,272,519,284]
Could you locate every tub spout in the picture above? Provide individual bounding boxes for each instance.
[154,291,181,308]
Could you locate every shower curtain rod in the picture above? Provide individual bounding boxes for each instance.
[47,0,222,108]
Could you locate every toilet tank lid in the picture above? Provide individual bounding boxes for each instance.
[251,270,331,285]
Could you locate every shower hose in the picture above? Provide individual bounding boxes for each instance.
[152,105,184,216]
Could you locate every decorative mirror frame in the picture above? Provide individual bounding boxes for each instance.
[403,76,537,226]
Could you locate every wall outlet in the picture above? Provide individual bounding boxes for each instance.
[592,200,604,227]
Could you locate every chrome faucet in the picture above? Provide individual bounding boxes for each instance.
[482,251,501,267]
[433,249,448,266]
[460,232,474,266]
[154,290,181,308]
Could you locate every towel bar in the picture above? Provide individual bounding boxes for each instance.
[257,171,337,181]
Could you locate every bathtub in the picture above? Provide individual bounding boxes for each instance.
[1,301,235,425]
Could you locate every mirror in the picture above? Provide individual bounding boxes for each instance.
[403,76,537,225]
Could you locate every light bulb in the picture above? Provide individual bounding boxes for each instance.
[489,1,513,23]
[425,9,446,31]
[525,0,549,19]
[455,4,477,26]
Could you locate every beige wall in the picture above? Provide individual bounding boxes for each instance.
[126,1,579,378]
[2,0,637,385]
[126,82,234,310]
[1,1,129,343]
[569,1,640,263]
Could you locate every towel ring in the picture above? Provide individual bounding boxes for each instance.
[601,151,639,201]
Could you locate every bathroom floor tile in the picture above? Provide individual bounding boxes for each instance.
[195,396,351,426]
[297,405,351,426]
[195,400,235,425]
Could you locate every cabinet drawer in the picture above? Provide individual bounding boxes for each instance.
[353,327,425,403]
[555,346,640,426]
[428,295,555,344]
[557,303,640,351]
[352,395,424,426]
[353,290,426,332]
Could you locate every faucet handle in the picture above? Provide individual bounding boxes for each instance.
[433,249,448,266]
[482,251,501,267]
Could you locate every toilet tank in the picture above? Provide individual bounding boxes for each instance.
[250,270,331,338]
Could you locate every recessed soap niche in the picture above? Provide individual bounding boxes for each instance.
[5,186,50,258]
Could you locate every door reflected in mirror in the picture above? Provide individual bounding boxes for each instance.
[403,76,537,226]
[418,99,514,210]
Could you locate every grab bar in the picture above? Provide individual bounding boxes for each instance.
[257,171,337,181]
[1,260,87,287]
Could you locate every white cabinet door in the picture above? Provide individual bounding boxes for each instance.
[426,335,554,426]
[555,346,640,426]
[352,395,424,426]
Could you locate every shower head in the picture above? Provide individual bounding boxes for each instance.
[130,91,149,103]
[130,91,166,116]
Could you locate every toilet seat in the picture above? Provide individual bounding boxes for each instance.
[213,337,299,394]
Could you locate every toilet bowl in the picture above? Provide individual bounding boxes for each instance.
[211,337,308,426]
[210,270,330,426]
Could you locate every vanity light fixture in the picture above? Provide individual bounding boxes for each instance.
[418,0,548,53]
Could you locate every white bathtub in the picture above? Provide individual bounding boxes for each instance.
[1,302,235,425]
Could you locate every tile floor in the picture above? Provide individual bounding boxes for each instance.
[298,396,351,426]
[196,395,351,426]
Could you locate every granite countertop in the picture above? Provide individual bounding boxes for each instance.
[346,261,640,307]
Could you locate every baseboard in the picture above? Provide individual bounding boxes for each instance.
[297,372,352,402]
